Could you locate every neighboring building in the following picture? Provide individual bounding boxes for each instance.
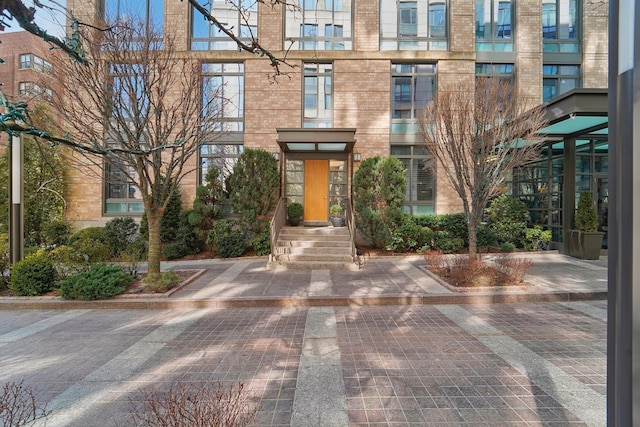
[64,0,608,251]
[0,31,58,128]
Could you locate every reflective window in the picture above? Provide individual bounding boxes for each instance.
[202,63,245,132]
[380,0,447,51]
[303,63,333,128]
[104,0,163,31]
[104,160,144,214]
[191,0,258,50]
[285,0,352,50]
[391,64,436,133]
[543,65,580,101]
[475,0,513,52]
[542,0,579,52]
[391,145,435,214]
[18,53,52,72]
[200,144,244,192]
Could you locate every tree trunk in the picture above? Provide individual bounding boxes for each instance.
[147,211,162,274]
[468,220,478,261]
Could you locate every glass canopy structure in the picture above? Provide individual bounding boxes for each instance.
[513,89,608,251]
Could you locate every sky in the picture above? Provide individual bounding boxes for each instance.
[3,0,68,39]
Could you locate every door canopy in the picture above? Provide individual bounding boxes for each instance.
[276,128,356,153]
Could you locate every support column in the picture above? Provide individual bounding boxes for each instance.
[8,133,23,265]
[608,0,640,425]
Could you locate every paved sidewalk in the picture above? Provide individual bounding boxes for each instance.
[0,252,608,310]
[0,252,608,426]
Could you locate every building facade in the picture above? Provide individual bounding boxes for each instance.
[63,0,608,240]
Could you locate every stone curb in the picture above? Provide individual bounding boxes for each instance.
[0,291,607,310]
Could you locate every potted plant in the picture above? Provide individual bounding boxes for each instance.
[569,191,604,260]
[287,202,303,226]
[329,203,343,227]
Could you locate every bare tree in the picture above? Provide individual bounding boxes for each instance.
[50,21,224,274]
[419,77,547,260]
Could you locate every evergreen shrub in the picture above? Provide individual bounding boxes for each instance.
[9,252,57,296]
[207,219,246,258]
[486,195,530,245]
[104,217,139,257]
[59,263,131,300]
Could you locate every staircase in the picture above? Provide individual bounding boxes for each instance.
[268,226,358,270]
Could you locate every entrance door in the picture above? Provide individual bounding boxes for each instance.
[304,160,328,221]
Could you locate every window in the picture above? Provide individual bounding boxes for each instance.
[200,144,244,192]
[391,145,435,214]
[104,0,163,31]
[380,0,447,51]
[18,53,52,72]
[191,0,258,50]
[285,0,352,50]
[18,82,52,98]
[475,0,513,52]
[543,65,579,101]
[104,160,144,214]
[391,63,436,133]
[475,63,514,83]
[202,63,245,132]
[303,63,333,128]
[542,0,579,53]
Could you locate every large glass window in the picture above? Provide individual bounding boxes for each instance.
[513,142,564,242]
[18,82,52,98]
[191,0,258,50]
[542,0,579,52]
[380,0,447,51]
[202,63,245,133]
[200,144,244,192]
[543,64,580,101]
[303,63,333,128]
[391,145,435,214]
[104,0,164,31]
[104,160,144,214]
[475,63,514,89]
[285,0,352,50]
[391,63,436,133]
[475,0,512,52]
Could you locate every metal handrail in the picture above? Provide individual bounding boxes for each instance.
[269,197,287,262]
[345,198,357,262]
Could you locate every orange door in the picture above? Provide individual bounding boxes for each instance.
[304,160,329,221]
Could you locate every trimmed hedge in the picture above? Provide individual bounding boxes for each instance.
[9,253,57,296]
[59,263,131,300]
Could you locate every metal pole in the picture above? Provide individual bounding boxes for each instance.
[8,132,23,264]
[608,0,639,425]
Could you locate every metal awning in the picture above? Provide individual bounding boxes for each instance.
[539,89,608,139]
[276,128,357,153]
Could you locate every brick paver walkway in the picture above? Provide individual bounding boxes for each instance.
[0,301,606,426]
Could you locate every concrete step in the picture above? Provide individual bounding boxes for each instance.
[267,260,359,271]
[275,240,352,248]
[274,246,352,256]
[273,253,354,262]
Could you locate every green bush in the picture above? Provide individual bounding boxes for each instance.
[575,191,598,232]
[500,242,516,252]
[249,230,271,256]
[122,240,148,276]
[9,252,57,296]
[412,213,468,242]
[47,244,92,279]
[189,168,224,239]
[353,157,406,248]
[68,227,108,245]
[71,238,112,263]
[228,149,280,234]
[42,220,73,247]
[486,195,530,246]
[433,234,465,254]
[0,234,9,290]
[287,202,304,219]
[476,224,497,250]
[207,219,246,258]
[389,218,433,252]
[140,188,183,243]
[524,225,552,250]
[162,211,204,260]
[59,263,131,300]
[104,217,139,257]
[143,271,181,293]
